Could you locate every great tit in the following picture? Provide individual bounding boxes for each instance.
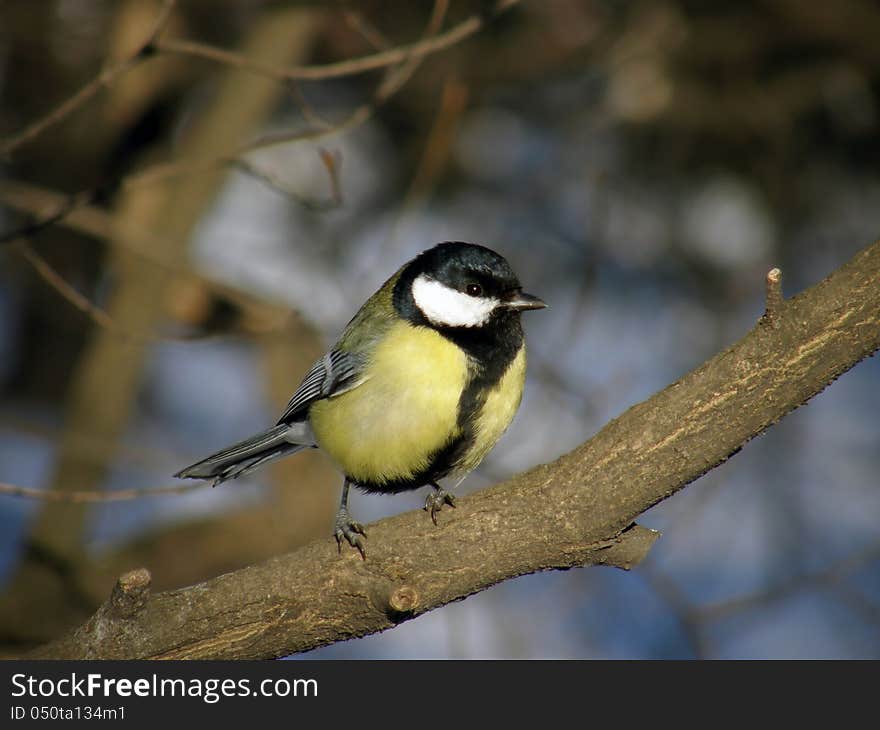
[175,242,546,557]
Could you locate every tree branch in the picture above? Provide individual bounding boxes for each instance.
[153,0,512,83]
[29,240,880,659]
[0,0,511,246]
[0,0,177,158]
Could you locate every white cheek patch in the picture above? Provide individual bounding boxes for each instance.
[412,274,499,328]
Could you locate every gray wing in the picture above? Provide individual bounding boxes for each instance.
[277,348,367,424]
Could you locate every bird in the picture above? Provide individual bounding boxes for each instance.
[175,242,546,557]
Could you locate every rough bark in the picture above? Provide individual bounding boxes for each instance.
[30,240,880,659]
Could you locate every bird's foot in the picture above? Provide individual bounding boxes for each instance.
[334,508,367,559]
[424,487,456,525]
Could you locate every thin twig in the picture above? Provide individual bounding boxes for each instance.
[0,0,177,159]
[13,240,118,331]
[242,0,449,154]
[0,0,488,244]
[694,540,880,622]
[340,8,392,50]
[283,81,337,131]
[0,480,211,503]
[0,412,182,470]
[406,77,468,200]
[0,189,100,245]
[154,0,511,83]
[13,239,224,343]
[318,148,344,206]
[88,52,408,197]
[230,151,344,210]
[0,179,301,330]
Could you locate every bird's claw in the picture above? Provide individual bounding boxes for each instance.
[424,488,456,525]
[334,509,367,559]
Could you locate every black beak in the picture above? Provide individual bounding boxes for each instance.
[503,290,547,311]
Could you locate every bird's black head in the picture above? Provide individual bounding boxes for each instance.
[393,242,546,330]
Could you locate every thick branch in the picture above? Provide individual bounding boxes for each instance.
[31,240,880,659]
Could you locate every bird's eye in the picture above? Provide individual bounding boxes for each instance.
[465,283,482,297]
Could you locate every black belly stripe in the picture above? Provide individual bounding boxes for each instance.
[441,320,523,478]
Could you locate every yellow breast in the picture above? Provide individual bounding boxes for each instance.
[309,321,468,485]
[456,345,527,475]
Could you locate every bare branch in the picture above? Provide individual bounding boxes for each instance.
[0,0,497,245]
[154,0,510,83]
[694,540,880,622]
[240,0,451,154]
[0,0,177,158]
[0,179,305,328]
[0,189,102,245]
[318,148,345,207]
[231,149,344,210]
[28,239,880,659]
[340,9,393,51]
[0,480,210,503]
[12,240,227,343]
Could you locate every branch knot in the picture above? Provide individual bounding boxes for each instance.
[108,568,152,620]
[762,267,784,328]
[387,585,419,617]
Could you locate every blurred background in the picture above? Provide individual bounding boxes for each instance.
[1,0,879,659]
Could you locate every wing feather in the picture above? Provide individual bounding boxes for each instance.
[277,349,366,424]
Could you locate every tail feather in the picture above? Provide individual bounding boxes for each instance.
[175,423,313,485]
